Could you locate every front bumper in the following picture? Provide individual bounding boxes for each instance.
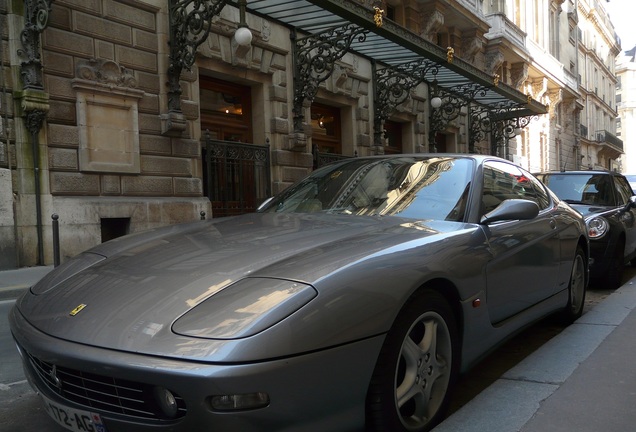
[9,306,383,432]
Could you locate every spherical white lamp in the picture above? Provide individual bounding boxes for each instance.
[234,26,253,47]
[431,96,442,109]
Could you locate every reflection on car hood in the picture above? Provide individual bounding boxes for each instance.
[567,203,619,218]
[16,213,464,359]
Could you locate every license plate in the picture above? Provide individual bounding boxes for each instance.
[40,393,107,432]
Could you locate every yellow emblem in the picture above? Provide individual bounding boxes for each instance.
[69,304,87,316]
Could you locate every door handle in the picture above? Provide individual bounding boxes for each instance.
[550,219,556,229]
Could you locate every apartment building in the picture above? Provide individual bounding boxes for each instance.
[617,46,636,173]
[576,0,622,170]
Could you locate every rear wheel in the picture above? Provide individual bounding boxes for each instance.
[561,245,587,323]
[366,290,459,432]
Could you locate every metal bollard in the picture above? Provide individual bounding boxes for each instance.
[200,211,206,220]
[52,214,60,267]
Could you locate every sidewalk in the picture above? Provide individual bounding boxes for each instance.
[0,265,53,301]
[2,266,636,431]
[434,276,636,432]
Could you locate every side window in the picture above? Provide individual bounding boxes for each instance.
[482,161,522,214]
[614,176,634,205]
[524,170,551,210]
[482,161,547,215]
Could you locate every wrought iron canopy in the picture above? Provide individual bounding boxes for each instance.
[246,0,547,117]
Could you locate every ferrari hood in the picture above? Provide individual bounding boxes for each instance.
[16,213,463,358]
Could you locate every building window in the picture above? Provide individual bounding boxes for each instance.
[383,120,403,154]
[101,218,130,243]
[200,76,252,143]
[514,0,522,27]
[311,103,342,154]
[386,5,395,21]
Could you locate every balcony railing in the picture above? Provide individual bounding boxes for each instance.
[485,13,526,52]
[596,130,623,151]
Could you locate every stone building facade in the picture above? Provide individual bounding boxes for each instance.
[0,0,621,269]
[617,46,636,173]
[576,0,622,170]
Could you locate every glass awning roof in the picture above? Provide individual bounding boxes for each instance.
[246,0,547,117]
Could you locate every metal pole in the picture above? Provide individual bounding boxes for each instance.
[51,213,60,267]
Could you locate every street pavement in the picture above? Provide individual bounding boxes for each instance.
[0,265,53,301]
[2,266,636,431]
[434,275,636,432]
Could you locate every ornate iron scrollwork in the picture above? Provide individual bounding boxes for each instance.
[429,82,490,151]
[167,0,228,113]
[468,102,534,156]
[19,0,53,90]
[293,24,368,132]
[373,59,440,146]
[375,58,440,120]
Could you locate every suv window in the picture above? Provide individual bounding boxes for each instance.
[614,175,634,205]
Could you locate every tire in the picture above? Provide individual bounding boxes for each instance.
[606,240,625,290]
[561,245,587,323]
[366,290,459,432]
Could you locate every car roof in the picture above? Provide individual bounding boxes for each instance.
[342,153,517,163]
[537,170,623,176]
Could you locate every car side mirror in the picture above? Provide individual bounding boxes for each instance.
[629,195,636,208]
[480,199,540,225]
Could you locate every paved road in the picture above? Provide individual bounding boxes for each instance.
[1,300,68,431]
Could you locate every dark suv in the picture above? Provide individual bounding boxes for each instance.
[536,170,636,288]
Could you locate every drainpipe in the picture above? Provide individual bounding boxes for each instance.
[27,112,45,265]
[19,0,53,265]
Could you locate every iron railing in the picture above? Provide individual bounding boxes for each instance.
[596,130,623,151]
[204,135,271,217]
[312,144,354,168]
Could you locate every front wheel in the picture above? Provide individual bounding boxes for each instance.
[366,290,459,432]
[561,245,587,323]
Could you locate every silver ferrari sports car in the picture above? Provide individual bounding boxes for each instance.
[10,154,588,432]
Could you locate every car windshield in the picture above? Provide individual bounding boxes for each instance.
[540,173,615,206]
[259,156,473,221]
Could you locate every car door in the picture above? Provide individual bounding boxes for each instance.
[481,161,561,324]
[614,175,636,257]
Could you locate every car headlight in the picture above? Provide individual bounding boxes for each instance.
[173,278,317,339]
[586,216,609,239]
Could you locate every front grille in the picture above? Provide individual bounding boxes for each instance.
[26,351,187,420]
